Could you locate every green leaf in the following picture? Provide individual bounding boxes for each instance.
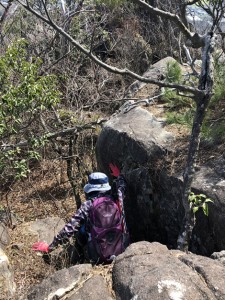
[188,192,195,202]
[192,207,199,214]
[202,203,209,216]
[205,199,214,203]
[199,194,207,198]
[0,39,61,181]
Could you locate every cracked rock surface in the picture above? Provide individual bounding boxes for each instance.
[113,241,225,300]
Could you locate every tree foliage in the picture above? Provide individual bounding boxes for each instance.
[0,39,61,181]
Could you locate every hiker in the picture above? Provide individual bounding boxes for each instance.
[32,163,129,265]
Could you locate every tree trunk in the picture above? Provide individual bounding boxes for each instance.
[177,32,215,252]
[177,93,211,251]
[66,135,82,209]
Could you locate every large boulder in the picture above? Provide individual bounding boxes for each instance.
[190,157,225,254]
[96,106,225,255]
[27,264,92,300]
[113,241,225,300]
[126,56,177,98]
[125,56,192,99]
[96,106,180,247]
[28,217,65,244]
[27,264,113,300]
[67,274,113,300]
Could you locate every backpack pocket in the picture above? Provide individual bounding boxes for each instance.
[91,227,124,263]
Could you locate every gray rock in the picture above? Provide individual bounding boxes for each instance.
[188,156,225,255]
[126,57,177,98]
[28,217,69,268]
[27,264,92,300]
[178,252,225,299]
[67,274,113,300]
[96,106,181,248]
[96,106,173,168]
[96,104,225,256]
[0,222,10,250]
[113,241,225,300]
[28,217,65,244]
[0,248,16,299]
[211,250,225,265]
[0,209,18,227]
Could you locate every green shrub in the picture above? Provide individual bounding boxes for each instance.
[163,58,225,146]
[201,119,225,145]
[0,39,61,181]
[211,54,225,104]
[95,0,125,8]
[165,61,182,83]
[199,54,225,145]
[166,109,194,127]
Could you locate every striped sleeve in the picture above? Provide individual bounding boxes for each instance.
[115,175,129,236]
[49,200,92,250]
[116,175,126,199]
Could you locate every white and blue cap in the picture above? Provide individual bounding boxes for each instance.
[83,172,111,194]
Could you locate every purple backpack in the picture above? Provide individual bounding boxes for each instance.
[89,196,124,263]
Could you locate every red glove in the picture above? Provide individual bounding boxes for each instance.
[109,163,120,177]
[32,241,50,253]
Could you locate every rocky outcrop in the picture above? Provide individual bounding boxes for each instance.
[26,241,225,300]
[27,264,113,300]
[28,217,65,244]
[21,56,225,299]
[125,56,192,99]
[96,106,225,256]
[211,250,225,266]
[113,241,225,300]
[125,56,177,98]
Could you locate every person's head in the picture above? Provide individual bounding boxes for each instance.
[84,172,111,197]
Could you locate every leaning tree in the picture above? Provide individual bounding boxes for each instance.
[2,0,225,251]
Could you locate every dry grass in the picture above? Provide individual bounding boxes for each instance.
[2,157,116,299]
[2,160,77,299]
[92,263,115,298]
[6,225,56,299]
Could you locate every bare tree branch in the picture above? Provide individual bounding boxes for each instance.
[39,49,71,75]
[0,2,7,9]
[1,119,107,152]
[197,0,225,31]
[16,0,204,96]
[132,0,205,48]
[0,0,13,32]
